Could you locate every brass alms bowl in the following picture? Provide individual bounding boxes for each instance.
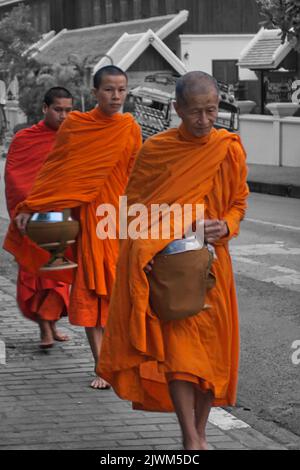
[26,210,79,271]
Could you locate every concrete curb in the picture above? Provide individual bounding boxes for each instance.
[248,181,300,199]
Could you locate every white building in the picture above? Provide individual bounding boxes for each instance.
[179,34,257,82]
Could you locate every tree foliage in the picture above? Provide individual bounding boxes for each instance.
[1,4,96,124]
[256,0,300,50]
[0,4,40,83]
[18,62,96,124]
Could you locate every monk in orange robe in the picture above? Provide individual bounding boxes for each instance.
[4,87,73,349]
[98,71,249,449]
[4,66,142,389]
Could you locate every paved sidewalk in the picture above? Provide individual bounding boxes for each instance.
[0,272,289,451]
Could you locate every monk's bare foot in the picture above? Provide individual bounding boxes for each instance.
[90,376,111,390]
[183,439,201,451]
[50,321,70,342]
[38,320,54,349]
[39,337,54,349]
[198,437,209,450]
[52,330,70,342]
[183,437,208,451]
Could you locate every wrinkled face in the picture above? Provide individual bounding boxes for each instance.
[174,90,219,138]
[43,97,73,130]
[94,74,128,116]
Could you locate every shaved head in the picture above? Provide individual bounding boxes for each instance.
[174,71,220,138]
[176,71,219,107]
[93,65,128,89]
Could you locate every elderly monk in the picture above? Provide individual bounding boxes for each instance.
[98,71,249,449]
[4,66,142,389]
[4,87,73,349]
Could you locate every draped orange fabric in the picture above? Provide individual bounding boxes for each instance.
[5,121,56,218]
[4,120,69,323]
[98,124,249,411]
[4,108,142,327]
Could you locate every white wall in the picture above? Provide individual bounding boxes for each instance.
[281,118,300,167]
[239,115,300,167]
[180,35,257,81]
[239,115,278,165]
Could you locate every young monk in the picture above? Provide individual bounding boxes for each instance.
[98,71,249,450]
[4,87,73,349]
[4,65,142,389]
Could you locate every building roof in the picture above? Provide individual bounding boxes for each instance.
[34,10,189,66]
[93,29,187,75]
[0,0,24,6]
[238,28,293,70]
[104,33,143,66]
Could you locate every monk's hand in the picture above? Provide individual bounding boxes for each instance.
[14,213,31,235]
[144,259,154,273]
[204,219,229,244]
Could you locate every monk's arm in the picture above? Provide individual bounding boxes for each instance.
[221,141,249,242]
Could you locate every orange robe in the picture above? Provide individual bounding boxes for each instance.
[98,124,249,411]
[4,121,69,323]
[4,108,142,327]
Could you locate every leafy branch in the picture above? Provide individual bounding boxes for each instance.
[1,4,96,124]
[256,0,300,50]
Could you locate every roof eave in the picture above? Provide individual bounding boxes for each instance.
[119,29,187,75]
[0,0,25,7]
[149,30,187,75]
[156,9,189,40]
[272,41,293,68]
[239,63,275,70]
[93,32,132,71]
[94,29,187,76]
[33,28,68,61]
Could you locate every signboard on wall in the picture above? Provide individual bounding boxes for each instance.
[264,72,298,103]
[292,80,300,104]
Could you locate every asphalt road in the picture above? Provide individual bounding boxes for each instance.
[229,193,300,441]
[0,179,300,442]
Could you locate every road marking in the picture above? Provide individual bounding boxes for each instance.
[209,408,250,430]
[245,218,300,232]
[0,340,6,365]
[231,256,262,265]
[231,244,300,256]
[270,266,299,275]
[231,258,299,275]
[263,274,300,287]
[231,243,300,292]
